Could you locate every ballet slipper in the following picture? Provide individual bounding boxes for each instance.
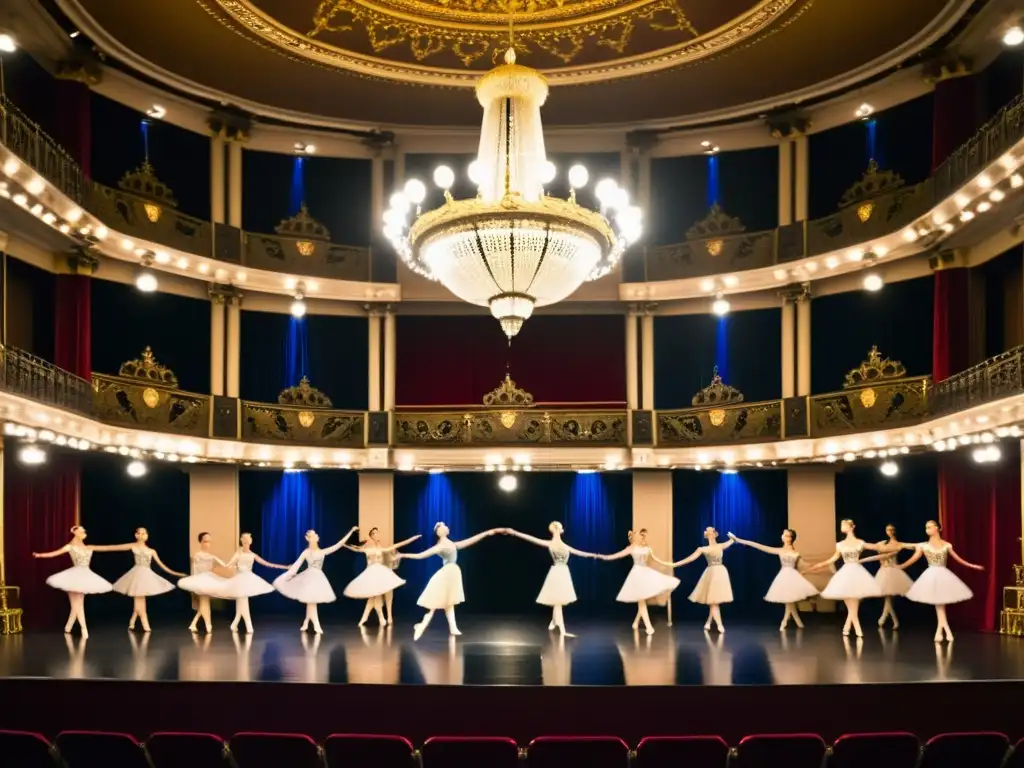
[703,621,712,631]
[548,621,556,631]
[934,629,943,643]
[413,623,426,641]
[646,627,655,636]
[794,616,804,629]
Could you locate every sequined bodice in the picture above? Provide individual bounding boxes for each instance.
[365,548,385,566]
[306,550,326,571]
[550,544,570,565]
[383,550,399,570]
[922,544,950,568]
[132,547,153,568]
[69,547,92,568]
[703,549,724,567]
[235,552,255,573]
[631,547,650,566]
[194,552,217,574]
[438,542,458,565]
[780,552,800,568]
[838,543,864,563]
[879,549,899,567]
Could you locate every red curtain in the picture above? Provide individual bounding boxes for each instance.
[54,274,92,380]
[931,75,979,170]
[395,315,627,406]
[3,454,81,628]
[939,447,1021,632]
[54,79,92,178]
[932,267,971,382]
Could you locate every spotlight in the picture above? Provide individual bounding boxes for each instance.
[1004,26,1024,46]
[18,444,46,465]
[977,201,992,213]
[855,103,874,119]
[862,272,884,292]
[1012,174,1024,189]
[711,294,730,316]
[0,34,16,53]
[972,445,1002,464]
[293,142,315,154]
[146,105,166,119]
[498,473,518,492]
[127,460,147,478]
[290,297,307,318]
[135,270,158,293]
[879,460,899,477]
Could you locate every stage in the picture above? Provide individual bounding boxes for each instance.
[1,617,1022,743]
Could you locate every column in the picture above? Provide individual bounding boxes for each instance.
[0,444,5,586]
[640,312,654,410]
[781,297,795,398]
[225,293,241,398]
[359,472,395,546]
[368,310,382,411]
[383,310,396,411]
[777,140,794,226]
[188,465,239,564]
[227,139,243,229]
[633,472,673,610]
[209,288,226,396]
[210,136,226,225]
[787,466,837,611]
[793,134,809,223]
[625,312,639,410]
[796,289,812,396]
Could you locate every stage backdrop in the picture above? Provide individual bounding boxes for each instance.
[672,469,789,619]
[239,469,359,615]
[393,471,632,617]
[395,315,626,406]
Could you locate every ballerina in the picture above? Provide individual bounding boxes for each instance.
[342,527,421,628]
[728,529,818,630]
[178,531,232,634]
[273,526,359,634]
[400,522,506,641]
[599,529,680,636]
[874,524,917,629]
[507,521,601,637]
[107,527,187,632]
[673,527,735,633]
[222,532,288,634]
[32,525,115,639]
[806,519,888,638]
[900,519,984,642]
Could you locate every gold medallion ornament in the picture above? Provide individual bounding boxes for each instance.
[859,387,877,409]
[856,202,874,223]
[278,377,333,428]
[500,411,518,428]
[708,408,726,427]
[275,203,331,257]
[117,162,178,225]
[142,388,160,408]
[483,373,535,428]
[691,366,744,428]
[298,410,316,427]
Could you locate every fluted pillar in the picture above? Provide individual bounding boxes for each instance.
[209,287,227,396]
[368,310,382,411]
[778,141,794,227]
[210,136,226,225]
[225,292,241,398]
[794,134,809,222]
[626,311,639,410]
[796,289,812,396]
[227,139,243,229]
[781,296,796,398]
[641,312,654,410]
[383,309,396,411]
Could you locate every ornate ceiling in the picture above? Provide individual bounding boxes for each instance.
[59,0,971,126]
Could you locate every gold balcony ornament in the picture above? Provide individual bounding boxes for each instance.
[691,366,743,428]
[838,160,905,212]
[117,161,178,224]
[843,347,908,409]
[483,373,535,428]
[706,239,724,256]
[275,203,331,256]
[278,377,333,428]
[118,347,179,409]
[382,42,640,340]
[686,203,746,250]
[856,202,875,223]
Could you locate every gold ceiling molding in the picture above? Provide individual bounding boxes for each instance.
[206,0,799,85]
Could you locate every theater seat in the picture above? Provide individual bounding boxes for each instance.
[230,732,323,768]
[527,736,630,768]
[55,731,151,768]
[732,734,826,768]
[635,735,730,768]
[147,732,231,768]
[920,732,1010,768]
[0,730,59,768]
[829,732,920,768]
[324,734,417,768]
[421,736,520,768]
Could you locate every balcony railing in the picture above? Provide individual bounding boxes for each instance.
[0,96,85,205]
[393,409,629,446]
[0,345,93,415]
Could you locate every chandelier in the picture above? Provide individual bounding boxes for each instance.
[382,46,642,339]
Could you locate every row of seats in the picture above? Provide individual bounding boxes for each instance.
[2,729,1021,768]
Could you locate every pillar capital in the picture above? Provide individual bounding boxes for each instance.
[207,108,251,143]
[209,283,243,304]
[780,282,811,304]
[924,57,972,85]
[767,113,811,141]
[54,59,102,86]
[362,130,397,156]
[65,246,100,276]
[625,129,660,154]
[929,248,970,271]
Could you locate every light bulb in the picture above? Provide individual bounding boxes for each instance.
[498,473,518,492]
[382,209,405,227]
[880,461,899,477]
[389,192,410,213]
[18,445,46,465]
[135,270,158,293]
[862,272,884,292]
[0,34,16,53]
[468,160,482,185]
[610,186,629,210]
[403,179,426,205]
[568,164,589,189]
[433,165,455,190]
[127,460,147,478]
[1004,26,1024,46]
[290,298,307,318]
[711,296,730,316]
[540,160,556,184]
[595,178,617,205]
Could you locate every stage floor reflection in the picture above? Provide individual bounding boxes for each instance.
[3,618,1023,687]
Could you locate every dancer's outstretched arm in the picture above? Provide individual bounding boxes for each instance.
[949,546,985,570]
[805,550,840,572]
[720,539,736,551]
[566,544,599,558]
[280,550,308,578]
[507,529,548,547]
[454,528,504,550]
[322,526,360,556]
[399,543,442,561]
[152,550,187,578]
[32,544,70,558]
[728,533,779,554]
[897,548,923,570]
[253,551,289,569]
[88,542,136,552]
[383,534,421,553]
[597,546,632,561]
[858,553,886,564]
[671,548,703,568]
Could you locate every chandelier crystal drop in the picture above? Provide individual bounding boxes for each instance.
[382,46,642,339]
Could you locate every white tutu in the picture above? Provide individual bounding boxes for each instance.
[764,568,819,604]
[343,563,405,599]
[46,566,113,595]
[112,566,175,597]
[875,566,914,596]
[616,565,680,603]
[821,562,882,600]
[905,567,973,605]
[274,568,337,604]
[178,571,231,597]
[218,571,275,599]
[537,563,577,606]
[689,564,734,605]
[417,563,465,610]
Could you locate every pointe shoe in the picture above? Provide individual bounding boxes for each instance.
[449,628,462,636]
[794,620,805,629]
[854,628,863,639]
[779,622,788,631]
[842,629,850,637]
[313,625,323,636]
[878,617,886,627]
[80,629,89,640]
[128,620,136,631]
[413,623,426,641]
[548,621,556,631]
[892,620,900,630]
[645,627,655,636]
[934,630,943,643]
[562,631,577,638]
[188,624,198,633]
[944,628,954,642]
[717,625,725,635]
[142,625,151,633]
[64,625,74,634]
[631,620,640,630]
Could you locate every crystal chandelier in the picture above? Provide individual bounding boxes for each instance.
[382,46,642,339]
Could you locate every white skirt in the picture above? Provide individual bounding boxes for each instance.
[46,566,113,595]
[218,571,275,599]
[177,571,231,597]
[875,566,914,596]
[764,567,819,604]
[689,564,734,605]
[343,563,405,599]
[112,566,175,597]
[905,567,973,606]
[820,562,882,600]
[274,568,337,604]
[537,563,577,606]
[417,563,465,610]
[616,565,680,603]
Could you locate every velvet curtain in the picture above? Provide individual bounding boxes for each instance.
[54,80,91,178]
[54,275,92,380]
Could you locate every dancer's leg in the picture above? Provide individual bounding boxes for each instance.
[791,602,804,628]
[304,603,315,631]
[889,597,900,629]
[704,605,713,631]
[847,599,863,638]
[711,604,725,633]
[134,596,151,632]
[878,596,892,626]
[372,596,386,627]
[632,604,641,630]
[64,593,78,633]
[309,604,323,635]
[549,607,558,631]
[198,596,213,633]
[444,606,461,636]
[936,605,952,641]
[842,599,854,635]
[188,607,200,632]
[74,593,89,639]
[230,599,241,631]
[638,599,653,635]
[552,604,575,637]
[413,609,435,641]
[780,604,790,630]
[358,599,373,627]
[237,597,253,633]
[384,590,394,625]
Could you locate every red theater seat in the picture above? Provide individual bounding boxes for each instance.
[55,731,151,768]
[635,735,730,768]
[0,730,59,768]
[527,736,630,768]
[732,734,826,768]
[146,732,231,768]
[421,736,520,768]
[920,732,1010,768]
[829,732,921,768]
[230,732,323,768]
[324,734,417,768]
